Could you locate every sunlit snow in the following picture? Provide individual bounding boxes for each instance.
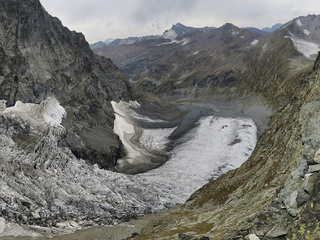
[251,39,259,46]
[296,19,302,26]
[159,37,190,46]
[263,42,268,51]
[3,96,66,131]
[303,29,310,35]
[163,29,178,40]
[285,35,320,57]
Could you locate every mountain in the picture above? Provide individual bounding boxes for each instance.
[90,23,214,50]
[89,15,320,239]
[94,23,262,95]
[262,23,283,32]
[0,0,133,170]
[90,36,161,50]
[163,22,214,40]
[104,38,114,45]
[108,35,161,47]
[246,27,268,35]
[89,40,108,49]
[2,2,320,238]
[95,16,320,100]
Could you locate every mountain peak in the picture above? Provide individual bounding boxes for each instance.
[163,22,214,40]
[261,23,282,33]
[173,22,185,27]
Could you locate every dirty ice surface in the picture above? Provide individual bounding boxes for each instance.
[112,101,257,204]
[0,99,257,237]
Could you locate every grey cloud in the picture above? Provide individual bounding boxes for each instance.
[40,0,320,43]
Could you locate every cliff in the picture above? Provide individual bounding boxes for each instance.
[0,0,133,169]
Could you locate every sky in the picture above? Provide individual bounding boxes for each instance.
[40,0,320,43]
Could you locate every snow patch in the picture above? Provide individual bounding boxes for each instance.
[2,96,66,131]
[251,39,259,46]
[163,29,178,40]
[159,37,190,46]
[303,29,310,35]
[181,37,190,45]
[263,42,268,51]
[296,19,302,27]
[232,31,239,36]
[285,35,320,57]
[0,100,6,112]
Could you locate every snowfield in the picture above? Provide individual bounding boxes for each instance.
[251,39,259,46]
[285,35,320,58]
[0,99,257,237]
[163,29,178,40]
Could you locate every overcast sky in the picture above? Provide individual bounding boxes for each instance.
[40,0,320,43]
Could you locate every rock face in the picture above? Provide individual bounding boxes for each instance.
[0,0,133,169]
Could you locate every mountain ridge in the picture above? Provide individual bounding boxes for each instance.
[90,22,281,49]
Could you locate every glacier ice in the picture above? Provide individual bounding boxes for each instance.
[0,98,258,237]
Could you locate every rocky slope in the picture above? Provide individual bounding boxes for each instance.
[0,0,133,169]
[124,16,320,240]
[95,16,320,102]
[94,23,264,97]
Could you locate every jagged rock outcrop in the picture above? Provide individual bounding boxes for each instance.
[0,0,133,169]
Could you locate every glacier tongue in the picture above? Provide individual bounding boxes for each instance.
[0,99,257,237]
[112,101,257,205]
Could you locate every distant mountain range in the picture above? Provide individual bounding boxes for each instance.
[90,35,161,49]
[90,22,282,49]
[262,23,283,32]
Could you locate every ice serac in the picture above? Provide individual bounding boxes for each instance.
[0,0,133,169]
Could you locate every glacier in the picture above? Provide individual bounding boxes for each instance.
[0,98,257,237]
